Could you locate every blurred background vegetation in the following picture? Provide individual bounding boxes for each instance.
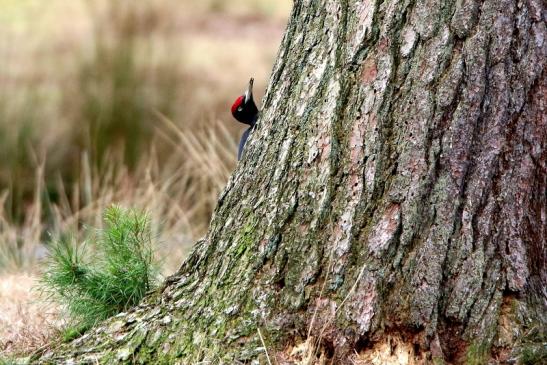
[0,0,290,355]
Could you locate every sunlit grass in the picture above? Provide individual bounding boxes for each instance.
[0,117,237,275]
[0,272,60,357]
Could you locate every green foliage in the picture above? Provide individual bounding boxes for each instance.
[61,324,90,343]
[40,205,159,328]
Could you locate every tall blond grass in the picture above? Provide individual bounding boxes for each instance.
[0,117,236,274]
[0,0,286,201]
[0,0,183,223]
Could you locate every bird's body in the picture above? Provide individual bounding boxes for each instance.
[231,78,259,160]
[238,127,252,160]
[237,114,258,160]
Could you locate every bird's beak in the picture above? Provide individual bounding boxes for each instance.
[244,77,254,103]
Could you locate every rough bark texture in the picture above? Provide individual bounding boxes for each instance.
[35,0,545,363]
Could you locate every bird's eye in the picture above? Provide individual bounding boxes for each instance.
[237,107,243,112]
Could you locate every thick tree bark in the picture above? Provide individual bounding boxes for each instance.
[36,0,545,363]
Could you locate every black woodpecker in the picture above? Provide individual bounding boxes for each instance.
[231,78,259,160]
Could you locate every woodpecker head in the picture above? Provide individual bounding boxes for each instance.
[231,78,259,126]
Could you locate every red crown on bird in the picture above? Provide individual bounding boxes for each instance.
[231,78,258,126]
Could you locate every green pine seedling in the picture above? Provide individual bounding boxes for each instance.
[40,205,159,330]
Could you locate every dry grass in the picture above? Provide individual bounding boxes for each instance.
[0,0,288,207]
[0,118,238,275]
[0,272,61,356]
[0,0,290,358]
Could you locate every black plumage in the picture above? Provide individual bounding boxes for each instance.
[231,78,259,160]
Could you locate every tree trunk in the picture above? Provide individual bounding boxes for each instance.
[36,0,545,363]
